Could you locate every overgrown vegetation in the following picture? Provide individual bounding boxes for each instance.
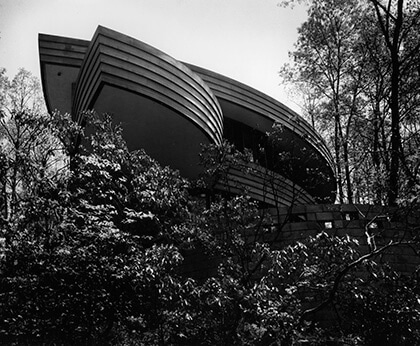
[0,68,419,345]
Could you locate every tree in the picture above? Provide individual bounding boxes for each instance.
[280,0,420,205]
[1,68,419,345]
[191,137,420,345]
[280,0,368,203]
[369,0,420,205]
[0,68,63,220]
[0,109,200,344]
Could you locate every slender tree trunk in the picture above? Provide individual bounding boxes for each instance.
[372,107,382,204]
[388,50,401,205]
[342,139,353,203]
[10,120,20,218]
[334,119,344,203]
[387,0,403,205]
[371,0,404,205]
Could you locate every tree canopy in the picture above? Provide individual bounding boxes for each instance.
[0,67,419,345]
[280,0,420,205]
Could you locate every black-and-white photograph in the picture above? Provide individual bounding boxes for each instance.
[0,0,419,344]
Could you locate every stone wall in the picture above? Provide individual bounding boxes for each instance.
[182,204,420,278]
[262,204,420,274]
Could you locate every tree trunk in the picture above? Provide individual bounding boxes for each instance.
[334,118,344,203]
[372,107,382,204]
[371,0,404,205]
[388,51,401,205]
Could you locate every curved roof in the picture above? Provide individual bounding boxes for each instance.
[185,64,336,202]
[73,26,223,145]
[185,64,333,167]
[39,27,223,179]
[38,26,337,204]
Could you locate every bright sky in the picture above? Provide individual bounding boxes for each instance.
[0,0,307,112]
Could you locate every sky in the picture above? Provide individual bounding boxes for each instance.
[0,0,308,112]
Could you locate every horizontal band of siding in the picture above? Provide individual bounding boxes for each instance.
[77,69,222,145]
[215,162,315,207]
[39,34,90,113]
[74,27,222,130]
[203,72,333,171]
[273,204,400,220]
[96,27,223,118]
[74,57,222,144]
[73,26,223,144]
[186,64,334,172]
[39,34,89,67]
[228,170,314,205]
[39,33,89,48]
[186,64,319,142]
[101,35,223,122]
[99,43,221,134]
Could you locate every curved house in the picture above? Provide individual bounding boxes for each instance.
[39,26,336,206]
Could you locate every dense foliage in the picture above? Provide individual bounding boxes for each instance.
[0,67,419,344]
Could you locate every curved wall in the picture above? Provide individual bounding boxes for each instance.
[185,63,336,202]
[214,161,316,207]
[39,34,89,114]
[39,26,337,205]
[73,26,223,146]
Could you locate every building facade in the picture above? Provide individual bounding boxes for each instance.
[39,26,336,208]
[39,26,420,277]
